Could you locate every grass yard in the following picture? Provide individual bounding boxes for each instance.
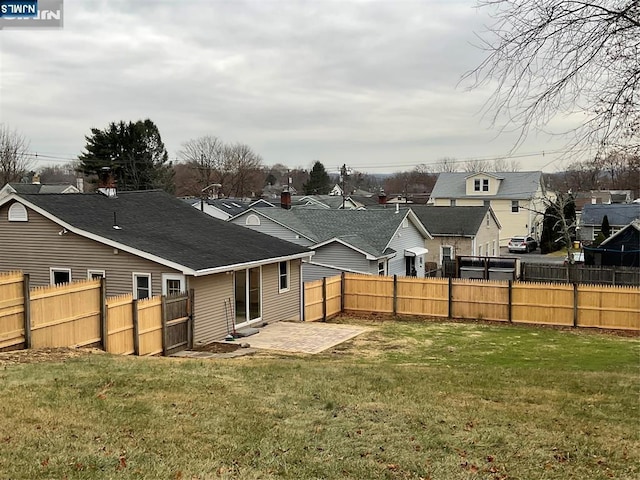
[0,317,638,479]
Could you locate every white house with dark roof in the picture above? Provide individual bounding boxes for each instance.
[429,171,548,246]
[231,206,432,281]
[0,190,312,343]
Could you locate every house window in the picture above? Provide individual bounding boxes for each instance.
[88,270,105,280]
[511,201,519,213]
[486,214,490,227]
[440,245,454,265]
[246,214,261,226]
[278,261,289,292]
[378,261,385,276]
[8,203,28,222]
[451,199,456,207]
[478,245,483,256]
[474,179,481,191]
[482,179,489,192]
[50,268,71,285]
[133,273,151,299]
[161,273,185,296]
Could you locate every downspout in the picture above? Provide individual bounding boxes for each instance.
[299,259,304,321]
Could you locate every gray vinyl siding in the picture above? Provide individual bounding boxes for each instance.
[261,260,301,323]
[0,203,181,297]
[311,242,372,274]
[303,262,345,282]
[387,219,427,276]
[190,274,235,345]
[231,215,313,247]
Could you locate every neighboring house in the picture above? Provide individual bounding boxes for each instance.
[578,203,640,243]
[291,194,364,210]
[0,182,80,199]
[0,190,312,344]
[230,206,432,281]
[584,220,640,267]
[185,198,276,221]
[411,206,502,265]
[428,171,548,246]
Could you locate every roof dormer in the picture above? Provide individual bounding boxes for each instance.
[464,172,503,196]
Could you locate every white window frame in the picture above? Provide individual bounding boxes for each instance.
[133,272,152,300]
[440,245,454,265]
[378,261,386,276]
[87,269,106,280]
[278,261,290,293]
[474,179,481,191]
[161,273,185,296]
[8,203,28,222]
[511,200,520,213]
[482,179,489,192]
[50,267,71,285]
[478,244,483,256]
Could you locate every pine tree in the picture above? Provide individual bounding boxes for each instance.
[601,215,611,238]
[303,161,331,194]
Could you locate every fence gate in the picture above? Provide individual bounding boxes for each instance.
[163,291,193,355]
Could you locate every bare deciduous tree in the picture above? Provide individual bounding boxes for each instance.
[491,158,521,172]
[433,157,458,173]
[178,135,225,193]
[0,125,32,184]
[224,142,264,198]
[465,1,640,155]
[463,158,489,173]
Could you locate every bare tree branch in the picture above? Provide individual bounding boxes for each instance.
[0,124,33,184]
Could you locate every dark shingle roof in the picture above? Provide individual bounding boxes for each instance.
[244,208,422,257]
[580,203,640,227]
[410,205,492,236]
[13,191,310,273]
[8,183,77,194]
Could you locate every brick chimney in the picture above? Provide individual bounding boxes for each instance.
[378,189,387,205]
[281,188,291,210]
[97,167,117,198]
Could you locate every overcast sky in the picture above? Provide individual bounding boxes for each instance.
[0,0,587,174]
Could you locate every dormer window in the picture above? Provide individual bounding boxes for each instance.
[473,179,489,192]
[8,203,28,222]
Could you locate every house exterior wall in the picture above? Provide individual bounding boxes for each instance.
[261,259,301,324]
[231,214,314,247]
[426,237,473,265]
[302,262,345,282]
[465,174,501,196]
[0,203,181,297]
[190,260,302,344]
[310,242,373,274]
[474,211,501,256]
[388,218,428,276]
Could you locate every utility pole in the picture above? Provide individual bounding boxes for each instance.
[340,163,351,209]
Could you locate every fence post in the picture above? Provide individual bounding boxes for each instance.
[448,277,453,319]
[188,289,195,349]
[161,295,168,355]
[322,277,327,322]
[100,277,108,352]
[393,275,398,316]
[573,283,578,328]
[507,280,513,323]
[132,299,140,356]
[340,272,345,313]
[23,273,31,349]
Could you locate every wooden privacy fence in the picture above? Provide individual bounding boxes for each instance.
[521,263,640,286]
[0,272,193,355]
[304,273,640,331]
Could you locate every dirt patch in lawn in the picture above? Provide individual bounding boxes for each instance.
[0,347,104,366]
[193,342,241,354]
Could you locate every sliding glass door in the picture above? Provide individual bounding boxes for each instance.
[234,267,261,327]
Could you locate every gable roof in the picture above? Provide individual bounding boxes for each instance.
[600,219,640,247]
[235,207,431,259]
[2,183,79,195]
[1,191,311,276]
[580,203,640,227]
[410,205,500,236]
[430,171,543,200]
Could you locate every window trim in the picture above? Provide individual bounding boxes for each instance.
[511,200,520,213]
[133,272,152,300]
[482,179,489,192]
[246,214,261,226]
[87,269,106,280]
[50,267,71,285]
[474,179,481,192]
[278,261,290,293]
[378,261,386,276]
[161,273,185,296]
[440,245,454,265]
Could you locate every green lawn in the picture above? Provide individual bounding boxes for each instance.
[1,317,638,479]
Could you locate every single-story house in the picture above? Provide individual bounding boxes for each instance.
[230,205,432,281]
[410,205,502,265]
[0,190,312,343]
[578,203,640,243]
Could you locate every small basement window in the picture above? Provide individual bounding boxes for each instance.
[50,268,71,285]
[8,203,28,222]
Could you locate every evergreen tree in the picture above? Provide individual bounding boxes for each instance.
[539,193,576,254]
[303,161,331,194]
[601,215,611,238]
[78,119,174,192]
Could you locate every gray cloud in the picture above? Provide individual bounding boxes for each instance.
[0,0,580,173]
